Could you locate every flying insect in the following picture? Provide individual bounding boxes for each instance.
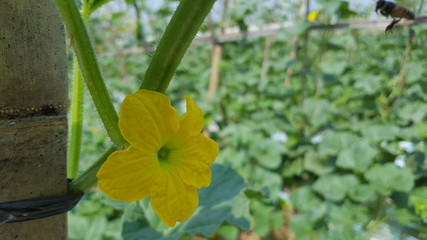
[375,0,415,32]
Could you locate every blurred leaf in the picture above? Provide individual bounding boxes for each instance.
[303,150,334,175]
[217,148,248,169]
[354,75,382,95]
[336,1,357,19]
[301,98,336,127]
[290,187,322,211]
[397,103,427,123]
[290,214,318,240]
[250,167,282,199]
[100,192,129,209]
[348,184,375,203]
[249,138,284,169]
[406,63,425,84]
[392,208,419,225]
[251,200,283,237]
[244,188,269,200]
[361,124,399,143]
[320,58,347,75]
[318,132,360,156]
[328,226,369,240]
[329,202,369,228]
[365,163,415,195]
[69,214,108,240]
[283,158,303,177]
[336,141,377,172]
[409,187,427,218]
[217,225,239,240]
[317,0,341,15]
[321,73,341,86]
[313,174,359,201]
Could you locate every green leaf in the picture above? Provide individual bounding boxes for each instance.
[361,124,398,143]
[69,214,108,240]
[244,188,269,200]
[122,164,249,239]
[328,226,369,240]
[249,138,284,169]
[123,222,174,240]
[320,59,348,75]
[354,75,382,95]
[217,147,247,169]
[290,187,322,211]
[283,158,303,177]
[329,202,369,228]
[406,63,425,84]
[392,208,419,225]
[409,187,427,218]
[303,150,334,175]
[250,167,282,199]
[348,184,375,203]
[317,0,341,15]
[336,1,357,19]
[290,214,318,240]
[318,132,360,156]
[250,200,283,237]
[397,103,427,123]
[365,163,415,195]
[336,141,377,172]
[301,98,336,127]
[217,225,239,240]
[313,174,359,201]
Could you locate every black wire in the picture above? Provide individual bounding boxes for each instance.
[0,193,83,224]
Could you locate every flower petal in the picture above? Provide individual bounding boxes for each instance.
[177,166,212,189]
[119,90,179,148]
[97,146,161,202]
[150,171,198,227]
[177,96,204,138]
[170,134,218,188]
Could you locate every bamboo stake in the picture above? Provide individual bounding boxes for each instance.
[207,44,223,101]
[0,1,68,239]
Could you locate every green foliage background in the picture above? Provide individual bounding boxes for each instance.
[68,0,427,239]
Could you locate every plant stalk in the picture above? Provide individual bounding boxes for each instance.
[67,56,84,179]
[140,0,216,92]
[54,0,126,146]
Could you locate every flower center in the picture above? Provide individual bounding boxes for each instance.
[157,146,171,162]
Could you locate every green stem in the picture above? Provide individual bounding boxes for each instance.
[67,57,84,179]
[140,0,216,92]
[68,145,119,193]
[54,0,126,146]
[81,2,91,20]
[67,1,90,179]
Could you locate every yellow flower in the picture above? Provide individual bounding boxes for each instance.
[307,11,319,22]
[97,89,218,227]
